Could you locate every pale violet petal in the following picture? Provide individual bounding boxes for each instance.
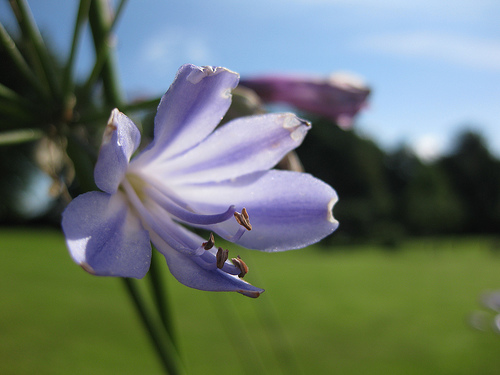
[62,191,151,278]
[176,170,338,251]
[132,64,239,167]
[94,109,141,194]
[149,231,264,298]
[144,113,310,184]
[240,74,370,128]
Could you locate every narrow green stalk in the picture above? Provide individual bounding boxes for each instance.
[87,0,126,108]
[208,294,267,375]
[9,0,62,101]
[242,254,303,375]
[0,22,49,101]
[0,128,43,145]
[122,278,183,375]
[62,0,92,96]
[122,97,162,112]
[252,293,303,375]
[148,251,177,347]
[76,96,161,126]
[0,84,38,124]
[0,82,35,111]
[111,0,129,30]
[65,134,98,193]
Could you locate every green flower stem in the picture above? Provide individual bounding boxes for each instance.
[209,294,267,375]
[62,0,92,97]
[65,134,98,193]
[0,22,49,101]
[76,97,161,126]
[122,278,183,375]
[0,128,43,145]
[0,85,38,126]
[9,0,62,101]
[111,0,129,30]
[87,0,126,108]
[148,251,177,347]
[122,97,162,112]
[0,83,37,115]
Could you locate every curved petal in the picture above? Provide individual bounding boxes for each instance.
[132,64,239,166]
[149,231,264,298]
[62,191,151,278]
[240,74,370,127]
[94,109,141,194]
[176,170,338,251]
[145,113,310,184]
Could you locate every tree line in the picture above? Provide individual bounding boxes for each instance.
[297,119,500,244]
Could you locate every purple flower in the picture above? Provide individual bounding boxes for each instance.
[240,72,370,129]
[62,64,338,298]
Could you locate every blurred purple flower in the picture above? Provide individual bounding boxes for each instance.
[481,290,500,312]
[240,72,370,129]
[62,64,339,297]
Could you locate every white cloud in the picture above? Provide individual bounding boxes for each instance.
[140,28,213,78]
[275,0,497,20]
[412,135,444,162]
[355,31,500,71]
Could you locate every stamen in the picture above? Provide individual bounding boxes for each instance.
[202,232,215,250]
[216,247,229,269]
[231,256,249,278]
[145,184,236,225]
[234,208,252,231]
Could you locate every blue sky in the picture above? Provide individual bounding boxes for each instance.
[2,0,500,159]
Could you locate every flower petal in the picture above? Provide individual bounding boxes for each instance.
[240,73,370,128]
[133,64,239,166]
[62,191,151,278]
[94,109,141,194]
[143,113,310,184]
[176,170,339,251]
[149,231,264,298]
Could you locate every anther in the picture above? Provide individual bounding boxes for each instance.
[231,256,249,278]
[202,232,215,250]
[234,208,252,231]
[216,247,229,269]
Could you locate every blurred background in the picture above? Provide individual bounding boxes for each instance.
[1,1,500,374]
[3,0,500,157]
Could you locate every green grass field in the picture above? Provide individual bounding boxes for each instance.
[1,228,500,375]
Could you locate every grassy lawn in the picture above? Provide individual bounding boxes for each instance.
[1,227,500,374]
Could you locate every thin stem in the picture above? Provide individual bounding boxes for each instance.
[243,253,303,375]
[208,293,267,375]
[86,0,127,108]
[0,82,37,111]
[122,96,162,112]
[9,0,62,101]
[76,96,160,125]
[148,250,177,347]
[121,278,182,375]
[0,84,39,124]
[0,22,49,100]
[111,0,129,31]
[0,128,43,145]
[62,0,92,96]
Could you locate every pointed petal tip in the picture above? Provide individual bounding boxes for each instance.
[282,114,311,142]
[283,114,311,129]
[185,65,239,85]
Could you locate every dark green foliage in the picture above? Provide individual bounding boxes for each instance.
[297,119,394,242]
[297,119,499,242]
[439,131,500,234]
